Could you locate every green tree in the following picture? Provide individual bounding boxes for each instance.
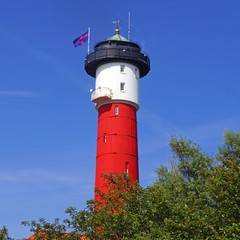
[7,130,240,239]
[0,226,13,240]
[22,218,80,240]
[206,131,240,238]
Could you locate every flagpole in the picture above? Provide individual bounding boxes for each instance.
[87,27,90,54]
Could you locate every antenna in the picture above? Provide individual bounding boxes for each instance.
[128,12,131,41]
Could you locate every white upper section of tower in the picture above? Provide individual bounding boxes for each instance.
[85,30,150,110]
[91,62,140,109]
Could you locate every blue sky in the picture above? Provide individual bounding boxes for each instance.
[0,0,240,238]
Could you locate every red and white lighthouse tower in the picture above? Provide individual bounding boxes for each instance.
[85,28,150,197]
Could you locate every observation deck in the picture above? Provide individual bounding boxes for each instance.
[85,38,150,78]
[91,87,113,103]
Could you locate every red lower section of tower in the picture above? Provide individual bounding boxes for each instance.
[95,102,138,198]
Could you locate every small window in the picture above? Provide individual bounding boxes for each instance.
[114,106,119,115]
[120,65,125,73]
[103,133,107,143]
[120,82,125,91]
[135,68,138,77]
[125,162,129,175]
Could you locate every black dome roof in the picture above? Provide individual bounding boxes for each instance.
[84,38,150,78]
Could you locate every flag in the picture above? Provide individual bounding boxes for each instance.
[73,31,89,47]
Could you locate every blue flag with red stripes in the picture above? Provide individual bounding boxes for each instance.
[73,31,89,47]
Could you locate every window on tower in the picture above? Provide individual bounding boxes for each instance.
[135,68,139,78]
[120,64,125,73]
[125,162,129,175]
[114,106,119,115]
[120,82,125,91]
[103,133,107,143]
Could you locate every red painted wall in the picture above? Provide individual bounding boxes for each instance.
[95,102,138,197]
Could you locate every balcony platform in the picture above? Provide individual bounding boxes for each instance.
[91,87,113,103]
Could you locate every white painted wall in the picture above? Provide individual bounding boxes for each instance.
[95,62,140,108]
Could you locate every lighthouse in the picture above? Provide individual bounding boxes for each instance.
[85,28,150,197]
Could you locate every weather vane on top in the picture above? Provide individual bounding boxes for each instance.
[112,20,120,33]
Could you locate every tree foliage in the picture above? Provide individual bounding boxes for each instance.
[0,226,14,240]
[2,130,240,239]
